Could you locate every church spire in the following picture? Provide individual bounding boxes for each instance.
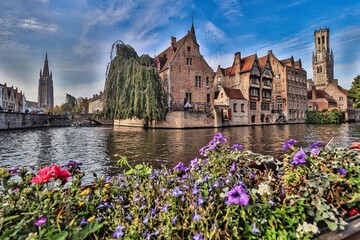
[190,14,197,43]
[42,53,50,77]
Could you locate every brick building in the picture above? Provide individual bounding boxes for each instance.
[268,50,307,122]
[214,52,274,124]
[88,91,105,114]
[307,85,337,110]
[0,83,26,112]
[155,22,213,112]
[214,86,247,126]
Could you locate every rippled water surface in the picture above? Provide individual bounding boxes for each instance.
[1,123,360,182]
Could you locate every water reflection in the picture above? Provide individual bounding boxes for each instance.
[0,123,359,183]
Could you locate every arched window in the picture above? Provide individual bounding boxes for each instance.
[322,36,325,44]
[318,37,320,44]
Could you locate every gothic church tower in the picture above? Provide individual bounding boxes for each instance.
[38,53,54,108]
[312,28,334,90]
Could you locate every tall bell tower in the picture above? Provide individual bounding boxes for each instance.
[312,27,334,90]
[38,53,54,109]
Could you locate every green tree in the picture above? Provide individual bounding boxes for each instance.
[62,94,77,113]
[102,41,168,121]
[349,75,360,109]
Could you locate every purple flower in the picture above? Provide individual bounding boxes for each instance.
[213,180,220,188]
[230,161,237,172]
[310,141,324,149]
[34,216,47,227]
[65,160,82,170]
[311,148,320,156]
[173,162,187,172]
[268,200,275,206]
[338,168,347,175]
[197,196,204,206]
[113,225,125,238]
[231,144,243,151]
[282,139,297,151]
[80,217,88,225]
[290,148,307,169]
[193,233,204,240]
[190,157,199,168]
[192,187,200,195]
[125,214,132,221]
[192,210,202,221]
[251,223,261,234]
[8,167,19,175]
[143,215,149,224]
[161,204,169,213]
[199,146,208,155]
[171,215,178,225]
[209,132,227,145]
[227,185,250,206]
[171,187,183,197]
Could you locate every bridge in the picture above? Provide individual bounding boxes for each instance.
[71,114,113,125]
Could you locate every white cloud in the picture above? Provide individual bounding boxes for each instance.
[204,21,226,41]
[19,18,57,32]
[214,0,243,20]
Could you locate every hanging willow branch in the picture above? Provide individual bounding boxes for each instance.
[102,41,168,121]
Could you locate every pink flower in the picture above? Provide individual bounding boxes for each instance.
[30,166,53,183]
[51,164,71,181]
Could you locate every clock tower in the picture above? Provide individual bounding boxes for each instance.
[312,27,334,90]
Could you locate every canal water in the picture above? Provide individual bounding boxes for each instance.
[1,123,360,183]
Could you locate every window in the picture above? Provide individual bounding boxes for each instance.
[185,92,192,104]
[322,36,325,44]
[206,77,209,87]
[261,102,270,110]
[251,78,259,85]
[221,93,223,98]
[276,74,281,80]
[233,103,237,112]
[195,76,201,88]
[186,58,192,65]
[264,79,271,86]
[250,101,257,110]
[217,76,221,82]
[262,90,271,98]
[241,104,245,112]
[318,37,320,44]
[207,94,210,103]
[187,46,191,52]
[250,88,259,97]
[339,97,344,101]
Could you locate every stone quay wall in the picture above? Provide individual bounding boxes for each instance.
[0,113,71,130]
[115,110,222,129]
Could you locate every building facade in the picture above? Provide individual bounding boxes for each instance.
[38,53,54,109]
[268,50,307,122]
[155,23,213,112]
[0,83,26,112]
[312,28,334,90]
[88,91,105,114]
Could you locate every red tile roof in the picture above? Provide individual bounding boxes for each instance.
[223,87,246,100]
[240,54,256,73]
[307,89,337,104]
[258,55,267,71]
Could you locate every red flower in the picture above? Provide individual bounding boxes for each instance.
[349,208,359,217]
[30,166,53,183]
[51,164,71,181]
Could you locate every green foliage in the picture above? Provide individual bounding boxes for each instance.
[102,41,168,121]
[349,75,360,109]
[1,136,360,239]
[305,109,342,124]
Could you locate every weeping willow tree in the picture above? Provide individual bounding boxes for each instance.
[102,40,168,121]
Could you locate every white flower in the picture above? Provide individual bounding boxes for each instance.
[257,183,271,196]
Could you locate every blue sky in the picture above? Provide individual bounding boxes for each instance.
[0,0,359,105]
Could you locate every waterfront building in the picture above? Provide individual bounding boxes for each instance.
[88,91,105,114]
[307,84,338,110]
[0,83,26,112]
[214,86,247,126]
[38,53,54,109]
[268,50,307,122]
[214,52,274,124]
[154,22,213,111]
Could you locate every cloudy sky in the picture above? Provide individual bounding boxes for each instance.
[1,0,359,105]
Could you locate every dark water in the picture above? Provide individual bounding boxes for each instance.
[1,123,360,182]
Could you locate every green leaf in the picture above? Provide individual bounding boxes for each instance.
[52,231,68,240]
[325,220,338,231]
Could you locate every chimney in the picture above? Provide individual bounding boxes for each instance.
[234,52,241,73]
[312,86,316,100]
[268,50,273,55]
[171,36,176,46]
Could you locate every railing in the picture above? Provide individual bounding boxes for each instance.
[170,102,211,112]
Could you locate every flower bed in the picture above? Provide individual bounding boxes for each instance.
[1,133,360,239]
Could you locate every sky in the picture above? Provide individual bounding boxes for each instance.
[0,0,359,106]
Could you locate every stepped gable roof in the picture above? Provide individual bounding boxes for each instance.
[307,89,337,104]
[240,54,256,73]
[280,56,295,67]
[223,87,246,100]
[156,34,188,72]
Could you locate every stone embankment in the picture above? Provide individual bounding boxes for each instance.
[0,113,113,130]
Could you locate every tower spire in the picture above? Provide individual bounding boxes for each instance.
[190,12,196,42]
[43,52,50,77]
